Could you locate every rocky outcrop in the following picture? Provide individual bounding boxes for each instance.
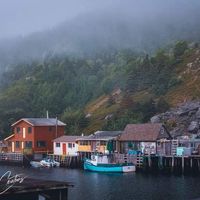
[151,101,200,138]
[188,121,199,133]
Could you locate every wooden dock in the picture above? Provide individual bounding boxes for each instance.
[0,153,33,167]
[3,152,200,174]
[47,154,82,168]
[112,153,200,174]
[0,178,73,200]
[135,155,200,174]
[0,152,85,168]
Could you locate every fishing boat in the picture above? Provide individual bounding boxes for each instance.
[84,154,136,173]
[30,161,43,168]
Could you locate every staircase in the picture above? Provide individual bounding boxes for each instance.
[171,140,179,155]
[124,155,128,163]
[136,155,143,168]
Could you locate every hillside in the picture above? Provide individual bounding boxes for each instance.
[84,44,200,135]
[0,41,200,138]
[0,1,200,74]
[165,48,200,105]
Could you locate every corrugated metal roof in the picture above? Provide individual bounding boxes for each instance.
[76,131,122,141]
[12,118,66,127]
[94,131,122,137]
[119,123,163,141]
[53,135,80,143]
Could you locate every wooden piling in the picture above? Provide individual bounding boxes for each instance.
[148,155,151,168]
[198,159,200,171]
[182,156,184,174]
[171,156,174,172]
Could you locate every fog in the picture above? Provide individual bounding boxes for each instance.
[0,0,103,39]
[0,0,200,72]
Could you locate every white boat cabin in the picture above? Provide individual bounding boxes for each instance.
[90,155,109,166]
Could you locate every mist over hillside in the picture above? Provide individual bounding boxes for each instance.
[0,0,200,73]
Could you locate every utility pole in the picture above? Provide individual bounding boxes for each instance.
[55,116,58,138]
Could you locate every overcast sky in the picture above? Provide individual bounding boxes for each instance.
[0,0,200,40]
[0,0,108,39]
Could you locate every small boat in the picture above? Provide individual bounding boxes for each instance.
[30,161,43,168]
[40,158,60,167]
[53,160,60,167]
[84,154,136,173]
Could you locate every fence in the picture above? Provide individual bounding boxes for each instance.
[0,152,23,162]
[0,152,25,166]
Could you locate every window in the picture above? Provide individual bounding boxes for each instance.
[25,141,32,148]
[56,143,60,147]
[16,141,20,148]
[68,143,72,148]
[16,127,20,133]
[28,127,32,134]
[37,141,46,148]
[73,143,75,148]
[100,141,107,146]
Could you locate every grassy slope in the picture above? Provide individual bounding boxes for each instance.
[165,48,200,106]
[83,90,154,133]
[84,94,120,133]
[83,47,200,133]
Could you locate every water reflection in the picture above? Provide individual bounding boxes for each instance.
[0,166,200,200]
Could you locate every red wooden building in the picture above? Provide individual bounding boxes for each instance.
[5,118,66,154]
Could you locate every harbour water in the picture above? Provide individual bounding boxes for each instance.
[0,165,200,200]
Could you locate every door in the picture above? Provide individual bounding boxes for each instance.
[62,143,66,155]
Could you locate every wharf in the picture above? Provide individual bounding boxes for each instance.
[112,153,200,174]
[0,177,73,200]
[0,152,32,167]
[0,152,83,168]
[47,154,82,168]
[136,155,200,174]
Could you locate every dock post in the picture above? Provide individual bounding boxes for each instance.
[158,156,163,170]
[172,156,174,173]
[190,157,193,172]
[59,189,68,200]
[182,156,184,174]
[148,155,151,169]
[164,157,167,169]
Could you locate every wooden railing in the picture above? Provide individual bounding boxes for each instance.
[113,153,142,166]
[0,152,23,161]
